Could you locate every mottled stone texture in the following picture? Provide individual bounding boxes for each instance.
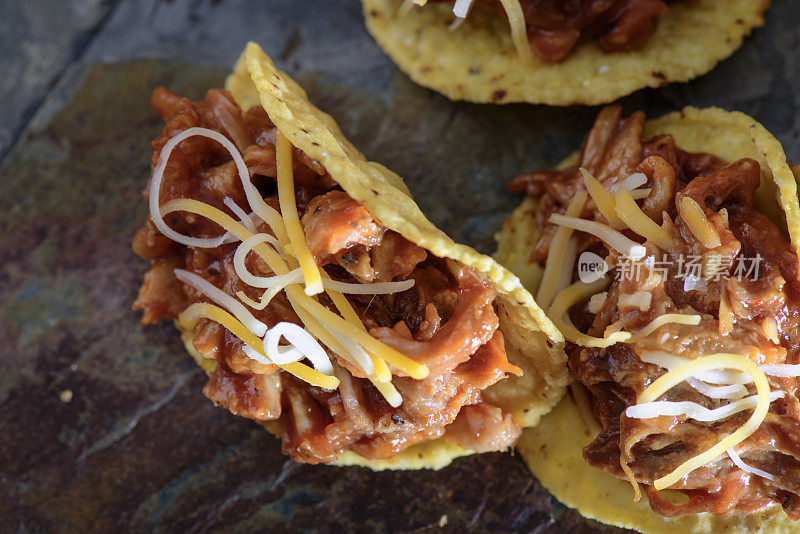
[0,0,799,532]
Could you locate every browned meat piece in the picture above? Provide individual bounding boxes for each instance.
[133,257,186,323]
[301,190,385,264]
[369,267,500,374]
[204,364,282,421]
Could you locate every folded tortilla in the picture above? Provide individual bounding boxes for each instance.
[497,107,800,530]
[361,0,769,105]
[171,42,568,470]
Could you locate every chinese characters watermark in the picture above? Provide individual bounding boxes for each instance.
[611,253,763,283]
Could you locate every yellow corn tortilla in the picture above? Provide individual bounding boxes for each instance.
[360,0,769,105]
[173,42,569,471]
[497,107,800,530]
[518,397,795,533]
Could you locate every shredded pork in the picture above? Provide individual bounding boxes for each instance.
[134,87,522,463]
[517,105,800,518]
[435,0,678,63]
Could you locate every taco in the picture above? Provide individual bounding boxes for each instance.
[132,42,566,470]
[361,0,769,105]
[496,105,800,530]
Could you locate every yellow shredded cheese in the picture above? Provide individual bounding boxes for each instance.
[614,190,674,250]
[178,302,339,389]
[550,278,632,347]
[498,0,533,65]
[637,353,771,490]
[680,197,721,249]
[763,317,780,344]
[719,287,733,336]
[324,282,393,383]
[161,197,429,381]
[580,168,625,229]
[286,285,429,379]
[373,379,403,408]
[276,132,324,296]
[537,191,587,309]
[626,314,702,342]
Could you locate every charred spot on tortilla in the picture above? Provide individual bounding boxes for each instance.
[500,105,800,530]
[133,42,567,470]
[361,0,769,105]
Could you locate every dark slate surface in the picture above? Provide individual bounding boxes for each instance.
[1,0,798,532]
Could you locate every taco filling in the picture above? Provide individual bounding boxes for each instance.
[512,106,800,518]
[422,0,679,63]
[133,87,522,464]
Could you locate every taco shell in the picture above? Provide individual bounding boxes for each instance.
[361,0,769,105]
[173,42,569,470]
[498,107,800,530]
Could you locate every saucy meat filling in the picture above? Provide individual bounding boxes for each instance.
[134,87,522,463]
[515,105,800,518]
[434,0,678,63]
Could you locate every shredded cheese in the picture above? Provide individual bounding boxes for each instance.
[638,350,750,385]
[538,192,586,309]
[161,197,429,381]
[587,292,607,314]
[580,168,624,229]
[264,321,334,375]
[627,390,783,422]
[286,285,429,379]
[686,378,748,400]
[223,197,257,234]
[276,133,323,296]
[178,302,338,389]
[762,318,780,344]
[150,128,438,408]
[236,270,303,310]
[151,127,288,248]
[548,213,647,260]
[626,314,701,342]
[233,233,293,288]
[549,213,646,260]
[636,353,771,491]
[555,237,578,297]
[174,268,268,337]
[628,189,652,200]
[398,0,417,16]
[727,447,776,482]
[618,291,652,311]
[680,197,721,249]
[719,288,733,335]
[550,278,632,347]
[614,190,674,250]
[373,379,403,408]
[452,0,474,18]
[608,172,648,193]
[497,0,533,65]
[321,278,415,295]
[760,363,800,377]
[322,283,390,382]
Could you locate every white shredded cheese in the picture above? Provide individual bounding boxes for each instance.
[264,322,334,376]
[626,391,784,422]
[174,268,268,337]
[727,447,776,481]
